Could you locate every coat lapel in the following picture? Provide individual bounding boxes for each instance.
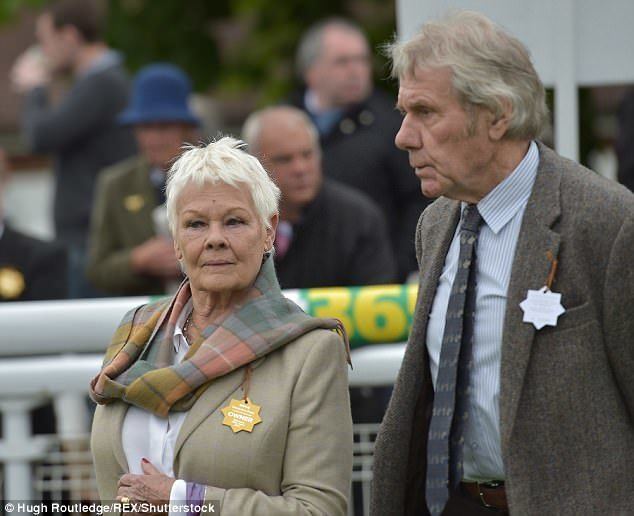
[499,143,562,453]
[173,356,267,461]
[109,401,130,472]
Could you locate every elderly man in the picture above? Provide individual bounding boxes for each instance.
[242,105,397,289]
[371,11,634,516]
[291,18,429,281]
[11,0,136,297]
[87,64,198,296]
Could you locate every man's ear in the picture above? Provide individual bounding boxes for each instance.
[488,99,512,141]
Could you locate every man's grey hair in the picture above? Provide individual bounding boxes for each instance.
[241,106,320,157]
[165,136,280,235]
[295,17,368,78]
[388,10,548,140]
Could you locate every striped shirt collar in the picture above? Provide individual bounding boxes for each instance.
[470,140,539,235]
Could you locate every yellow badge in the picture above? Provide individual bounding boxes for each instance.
[124,194,145,212]
[0,267,25,299]
[221,398,262,433]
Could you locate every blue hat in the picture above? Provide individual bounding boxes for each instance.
[119,63,200,126]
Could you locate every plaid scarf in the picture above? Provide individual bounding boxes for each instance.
[90,256,348,417]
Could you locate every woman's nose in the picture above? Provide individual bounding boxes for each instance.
[204,223,228,248]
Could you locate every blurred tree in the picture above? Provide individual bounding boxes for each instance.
[0,0,46,23]
[2,0,397,107]
[107,0,226,92]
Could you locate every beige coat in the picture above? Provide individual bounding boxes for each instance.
[91,329,353,515]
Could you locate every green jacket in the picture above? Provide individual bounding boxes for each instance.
[87,155,166,296]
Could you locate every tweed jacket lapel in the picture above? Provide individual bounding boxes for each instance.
[499,142,562,453]
[402,198,460,401]
[414,199,462,349]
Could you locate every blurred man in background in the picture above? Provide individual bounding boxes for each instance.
[10,0,136,298]
[87,64,199,296]
[243,105,397,289]
[0,148,64,437]
[291,18,430,281]
[0,148,67,302]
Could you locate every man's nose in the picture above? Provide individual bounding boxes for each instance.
[395,115,418,151]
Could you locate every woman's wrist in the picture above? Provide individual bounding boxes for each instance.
[186,482,207,516]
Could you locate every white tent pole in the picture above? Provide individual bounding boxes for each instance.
[553,0,579,161]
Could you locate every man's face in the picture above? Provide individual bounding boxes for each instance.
[257,116,322,212]
[395,66,497,201]
[134,123,194,170]
[36,13,77,73]
[305,27,372,109]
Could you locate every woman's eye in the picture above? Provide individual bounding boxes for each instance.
[226,217,244,226]
[186,220,205,228]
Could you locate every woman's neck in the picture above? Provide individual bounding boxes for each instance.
[189,286,259,327]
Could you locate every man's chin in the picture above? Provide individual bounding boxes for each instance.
[420,181,442,199]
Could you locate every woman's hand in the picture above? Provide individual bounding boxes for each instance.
[116,459,175,511]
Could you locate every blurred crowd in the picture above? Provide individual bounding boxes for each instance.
[1,0,430,306]
[1,0,426,440]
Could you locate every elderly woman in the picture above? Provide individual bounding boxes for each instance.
[90,137,353,515]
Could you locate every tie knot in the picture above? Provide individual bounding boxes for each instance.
[460,204,482,234]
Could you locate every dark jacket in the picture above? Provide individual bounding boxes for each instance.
[0,225,68,301]
[22,53,137,248]
[289,89,430,281]
[274,179,397,289]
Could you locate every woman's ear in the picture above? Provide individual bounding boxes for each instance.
[266,213,279,251]
[173,239,183,261]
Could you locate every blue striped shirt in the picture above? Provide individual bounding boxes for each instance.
[426,141,539,481]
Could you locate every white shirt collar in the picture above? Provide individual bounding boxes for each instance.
[473,140,540,234]
[173,298,193,354]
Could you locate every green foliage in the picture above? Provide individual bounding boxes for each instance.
[106,0,226,92]
[0,0,46,24]
[2,0,397,103]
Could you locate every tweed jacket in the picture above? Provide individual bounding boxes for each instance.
[91,302,353,515]
[371,142,634,515]
[87,155,166,296]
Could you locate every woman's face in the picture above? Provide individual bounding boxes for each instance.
[174,181,276,296]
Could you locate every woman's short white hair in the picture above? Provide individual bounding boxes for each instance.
[388,10,548,140]
[165,136,280,235]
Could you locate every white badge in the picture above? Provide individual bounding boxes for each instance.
[519,286,565,329]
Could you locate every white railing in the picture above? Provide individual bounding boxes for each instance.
[0,296,407,514]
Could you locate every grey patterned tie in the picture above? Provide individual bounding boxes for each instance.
[426,204,483,515]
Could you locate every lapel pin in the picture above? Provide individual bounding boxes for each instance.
[519,251,565,330]
[124,194,145,212]
[0,266,25,299]
[220,365,262,433]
